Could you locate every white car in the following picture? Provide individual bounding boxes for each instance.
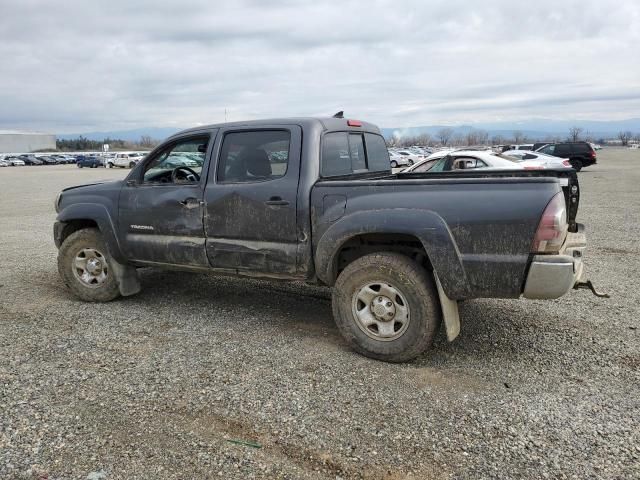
[4,156,26,166]
[0,159,8,167]
[389,152,412,168]
[502,150,571,169]
[107,152,146,168]
[403,150,524,173]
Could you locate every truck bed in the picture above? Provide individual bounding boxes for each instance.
[311,168,580,300]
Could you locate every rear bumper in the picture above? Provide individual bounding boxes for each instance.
[523,225,586,299]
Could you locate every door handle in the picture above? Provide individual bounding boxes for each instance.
[265,196,289,206]
[179,198,203,208]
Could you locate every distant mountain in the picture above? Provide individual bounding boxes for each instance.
[382,118,640,141]
[57,118,640,142]
[57,127,181,142]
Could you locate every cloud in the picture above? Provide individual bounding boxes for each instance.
[0,0,638,132]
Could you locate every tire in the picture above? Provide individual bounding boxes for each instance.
[390,161,398,168]
[570,159,583,171]
[78,164,83,168]
[57,228,120,302]
[107,162,114,168]
[129,162,135,168]
[408,159,414,166]
[332,252,441,362]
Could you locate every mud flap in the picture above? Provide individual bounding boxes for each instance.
[434,273,460,341]
[109,257,141,297]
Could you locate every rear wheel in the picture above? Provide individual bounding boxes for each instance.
[570,159,583,171]
[57,228,120,302]
[332,252,441,362]
[107,162,114,168]
[408,159,414,166]
[390,160,398,168]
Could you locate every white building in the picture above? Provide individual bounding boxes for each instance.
[0,130,56,153]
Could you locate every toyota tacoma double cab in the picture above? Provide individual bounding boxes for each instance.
[53,116,597,362]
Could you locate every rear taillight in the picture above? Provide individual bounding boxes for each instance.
[590,150,596,157]
[562,159,571,167]
[531,192,568,254]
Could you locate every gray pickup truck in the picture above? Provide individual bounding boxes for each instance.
[54,116,595,362]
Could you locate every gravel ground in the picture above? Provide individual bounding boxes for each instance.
[1,151,638,480]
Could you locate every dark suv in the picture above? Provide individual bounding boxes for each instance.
[535,142,596,171]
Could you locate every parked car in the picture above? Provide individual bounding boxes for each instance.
[18,155,43,166]
[590,143,603,151]
[505,144,534,151]
[53,154,76,164]
[0,159,8,167]
[389,151,413,168]
[76,155,103,168]
[108,152,145,168]
[53,116,596,363]
[37,155,60,165]
[502,150,572,169]
[535,142,597,171]
[4,156,26,166]
[404,150,526,173]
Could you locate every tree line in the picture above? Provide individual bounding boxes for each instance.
[387,127,640,147]
[55,135,160,151]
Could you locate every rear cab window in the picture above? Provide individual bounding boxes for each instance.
[321,131,390,177]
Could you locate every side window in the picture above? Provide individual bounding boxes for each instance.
[217,130,290,183]
[574,143,589,153]
[453,157,487,170]
[555,144,571,156]
[321,132,391,177]
[321,133,353,177]
[348,134,366,171]
[412,159,438,172]
[540,145,555,155]
[364,133,391,171]
[143,136,209,184]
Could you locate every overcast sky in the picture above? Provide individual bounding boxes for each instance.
[1,0,639,133]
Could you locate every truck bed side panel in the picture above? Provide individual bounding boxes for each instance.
[311,178,561,299]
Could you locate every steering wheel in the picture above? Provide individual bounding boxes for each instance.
[171,166,200,183]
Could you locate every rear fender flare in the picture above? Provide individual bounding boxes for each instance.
[314,208,472,299]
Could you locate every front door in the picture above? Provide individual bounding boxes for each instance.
[118,133,214,266]
[204,126,301,276]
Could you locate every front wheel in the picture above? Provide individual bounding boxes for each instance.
[390,160,398,168]
[332,252,441,362]
[408,159,414,166]
[57,228,121,302]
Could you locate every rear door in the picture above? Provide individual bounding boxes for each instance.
[203,125,302,275]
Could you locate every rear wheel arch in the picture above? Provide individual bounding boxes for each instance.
[333,233,433,281]
[314,209,472,299]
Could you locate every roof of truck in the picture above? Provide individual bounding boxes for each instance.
[167,117,381,139]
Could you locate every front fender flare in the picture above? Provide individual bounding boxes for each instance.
[314,208,472,299]
[56,203,125,264]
